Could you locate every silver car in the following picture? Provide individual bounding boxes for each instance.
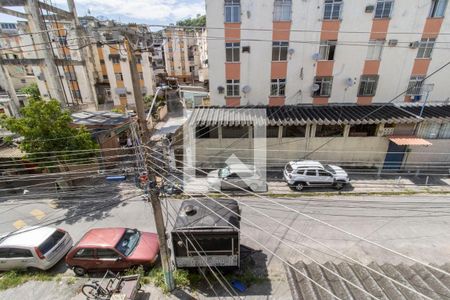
[284,160,350,191]
[207,164,266,192]
[0,226,73,271]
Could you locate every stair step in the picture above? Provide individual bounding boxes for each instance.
[396,263,441,299]
[379,263,422,300]
[336,262,371,300]
[368,262,407,300]
[323,262,355,300]
[350,263,388,299]
[411,264,450,300]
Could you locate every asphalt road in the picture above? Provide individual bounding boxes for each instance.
[2,187,450,299]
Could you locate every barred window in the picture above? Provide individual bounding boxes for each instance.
[270,79,286,96]
[429,0,448,17]
[272,41,289,61]
[274,0,292,21]
[313,77,333,97]
[226,43,240,62]
[225,0,241,23]
[375,0,394,19]
[318,40,336,60]
[367,40,384,60]
[115,73,123,81]
[406,76,424,96]
[324,0,343,20]
[226,79,240,96]
[417,38,435,59]
[358,75,379,97]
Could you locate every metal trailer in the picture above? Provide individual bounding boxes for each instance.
[171,199,240,268]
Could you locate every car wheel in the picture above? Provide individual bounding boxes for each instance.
[295,182,305,191]
[73,266,87,276]
[26,266,41,273]
[334,182,345,190]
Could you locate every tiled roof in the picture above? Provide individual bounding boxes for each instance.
[285,262,450,300]
[189,105,423,126]
[401,104,450,121]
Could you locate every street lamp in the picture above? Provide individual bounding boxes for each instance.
[146,85,170,121]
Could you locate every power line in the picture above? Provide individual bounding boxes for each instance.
[146,146,450,279]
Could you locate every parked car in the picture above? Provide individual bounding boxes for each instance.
[66,228,159,276]
[207,164,266,192]
[284,160,350,191]
[0,226,73,271]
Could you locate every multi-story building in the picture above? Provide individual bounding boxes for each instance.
[163,28,207,83]
[206,0,450,106]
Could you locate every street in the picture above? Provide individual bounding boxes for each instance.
[2,182,450,299]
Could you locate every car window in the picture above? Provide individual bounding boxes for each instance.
[9,248,33,258]
[96,248,119,259]
[228,173,239,178]
[38,230,65,255]
[324,165,336,174]
[285,164,293,172]
[306,170,317,176]
[295,169,305,175]
[0,248,9,258]
[74,248,95,259]
[116,229,140,257]
[318,170,332,177]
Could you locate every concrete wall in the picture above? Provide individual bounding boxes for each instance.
[404,139,450,171]
[206,0,450,105]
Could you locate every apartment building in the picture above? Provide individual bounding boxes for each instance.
[206,0,450,106]
[163,28,208,83]
[0,23,35,92]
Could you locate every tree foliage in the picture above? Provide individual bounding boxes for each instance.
[0,98,98,163]
[176,14,206,27]
[19,83,41,102]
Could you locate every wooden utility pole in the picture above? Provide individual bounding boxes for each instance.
[124,36,175,292]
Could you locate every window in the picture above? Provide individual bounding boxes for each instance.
[96,249,119,259]
[313,77,333,97]
[375,0,394,18]
[282,126,306,137]
[225,0,240,23]
[139,72,144,80]
[119,93,127,98]
[0,248,8,258]
[324,0,343,20]
[349,124,378,137]
[222,126,249,138]
[38,230,65,255]
[417,38,435,58]
[226,79,240,96]
[9,248,33,258]
[306,170,317,176]
[115,73,123,81]
[103,75,108,80]
[100,59,105,64]
[318,170,332,177]
[367,40,384,60]
[73,90,81,99]
[274,0,292,21]
[267,126,280,138]
[429,0,448,17]
[135,55,142,64]
[74,248,95,259]
[318,40,336,60]
[419,122,450,139]
[358,75,379,96]
[115,229,141,257]
[406,76,424,96]
[196,126,219,138]
[271,79,286,96]
[226,42,240,62]
[110,55,120,64]
[315,125,344,137]
[272,41,289,61]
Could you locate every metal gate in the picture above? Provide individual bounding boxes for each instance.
[383,142,407,170]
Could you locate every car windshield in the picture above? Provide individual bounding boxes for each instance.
[115,229,140,256]
[218,167,231,178]
[324,165,336,174]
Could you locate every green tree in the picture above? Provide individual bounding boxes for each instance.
[176,14,206,27]
[0,99,98,164]
[19,83,41,102]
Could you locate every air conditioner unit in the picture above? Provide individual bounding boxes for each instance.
[409,41,420,49]
[217,86,225,94]
[365,5,375,13]
[388,39,398,47]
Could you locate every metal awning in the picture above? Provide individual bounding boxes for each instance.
[389,137,432,146]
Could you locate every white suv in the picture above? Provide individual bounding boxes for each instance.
[0,226,73,271]
[284,160,350,191]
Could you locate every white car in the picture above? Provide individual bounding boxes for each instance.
[284,160,350,191]
[207,164,266,192]
[0,226,73,271]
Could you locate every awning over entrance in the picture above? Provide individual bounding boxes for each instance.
[389,136,432,146]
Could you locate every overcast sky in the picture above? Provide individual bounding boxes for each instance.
[1,0,205,26]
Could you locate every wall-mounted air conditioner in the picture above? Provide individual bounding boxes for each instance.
[217,86,224,94]
[409,41,420,49]
[365,5,375,13]
[388,39,398,47]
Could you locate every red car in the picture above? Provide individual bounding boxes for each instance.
[66,228,159,276]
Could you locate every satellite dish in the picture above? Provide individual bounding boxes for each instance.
[242,85,251,94]
[345,78,354,87]
[288,48,295,55]
[312,53,320,61]
[311,84,320,92]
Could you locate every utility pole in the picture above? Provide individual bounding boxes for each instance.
[124,37,150,143]
[25,0,67,105]
[124,36,175,291]
[0,56,20,116]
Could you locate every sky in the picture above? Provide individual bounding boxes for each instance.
[1,0,205,25]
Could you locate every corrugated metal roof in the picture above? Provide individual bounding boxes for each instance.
[401,104,450,121]
[286,262,450,300]
[189,105,423,127]
[71,111,131,127]
[389,137,432,146]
